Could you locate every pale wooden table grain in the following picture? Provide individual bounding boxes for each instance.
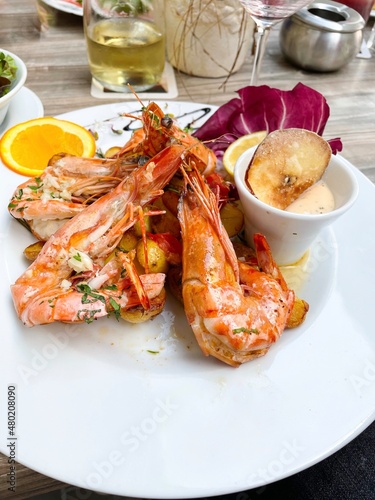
[1,1,375,499]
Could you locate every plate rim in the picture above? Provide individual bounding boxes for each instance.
[41,0,83,16]
[1,99,375,498]
[0,86,44,136]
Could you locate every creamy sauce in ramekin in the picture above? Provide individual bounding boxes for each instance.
[285,180,335,215]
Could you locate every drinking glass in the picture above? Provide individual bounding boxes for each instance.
[83,0,165,93]
[367,21,375,50]
[238,0,312,84]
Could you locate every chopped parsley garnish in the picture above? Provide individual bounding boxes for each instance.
[76,283,106,305]
[109,297,120,321]
[77,309,102,324]
[232,327,259,335]
[28,183,43,191]
[105,284,118,291]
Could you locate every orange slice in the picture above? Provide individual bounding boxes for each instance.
[0,117,96,177]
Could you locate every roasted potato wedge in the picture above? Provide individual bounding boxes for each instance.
[120,289,166,323]
[220,201,244,238]
[133,211,152,237]
[118,230,138,252]
[287,297,309,329]
[23,241,44,261]
[136,238,169,274]
[247,128,331,210]
[162,190,180,217]
[104,146,121,158]
[151,198,181,238]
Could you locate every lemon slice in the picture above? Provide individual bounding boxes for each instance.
[0,117,96,177]
[223,131,267,176]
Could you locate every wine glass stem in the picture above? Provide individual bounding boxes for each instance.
[251,24,271,86]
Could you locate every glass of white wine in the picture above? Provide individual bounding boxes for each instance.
[238,0,312,85]
[83,0,165,92]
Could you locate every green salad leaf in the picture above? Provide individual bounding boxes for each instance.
[0,52,17,98]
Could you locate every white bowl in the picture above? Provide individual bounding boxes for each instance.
[234,146,359,265]
[0,49,27,126]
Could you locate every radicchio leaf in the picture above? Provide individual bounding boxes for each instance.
[194,83,342,158]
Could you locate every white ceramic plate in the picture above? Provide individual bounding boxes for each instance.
[42,0,83,16]
[1,101,375,499]
[0,87,44,137]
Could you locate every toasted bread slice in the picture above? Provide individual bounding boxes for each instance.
[246,128,331,210]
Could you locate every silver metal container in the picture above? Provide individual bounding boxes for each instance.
[280,1,365,72]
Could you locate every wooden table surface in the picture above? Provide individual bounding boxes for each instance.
[1,1,375,499]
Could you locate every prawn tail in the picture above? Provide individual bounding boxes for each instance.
[253,233,290,293]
